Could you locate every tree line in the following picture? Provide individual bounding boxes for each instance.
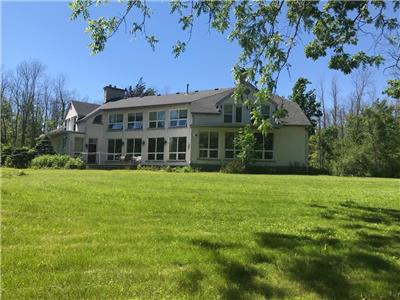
[1,60,82,147]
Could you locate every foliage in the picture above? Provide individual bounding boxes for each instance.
[2,169,400,298]
[0,144,13,166]
[384,79,400,99]
[234,125,256,165]
[220,159,245,174]
[310,101,400,177]
[31,154,85,169]
[137,164,197,173]
[289,77,322,134]
[126,77,156,97]
[70,0,399,130]
[4,147,36,169]
[34,134,55,156]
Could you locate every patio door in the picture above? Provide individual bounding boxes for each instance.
[87,138,97,164]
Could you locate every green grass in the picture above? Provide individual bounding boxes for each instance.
[2,168,400,299]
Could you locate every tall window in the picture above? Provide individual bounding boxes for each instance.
[127,113,143,129]
[199,132,219,159]
[225,132,238,159]
[149,111,165,128]
[126,138,142,157]
[148,137,164,160]
[108,114,123,130]
[170,109,188,127]
[74,137,84,156]
[235,106,242,123]
[108,139,122,160]
[254,133,274,160]
[224,104,233,123]
[261,105,270,119]
[169,137,187,161]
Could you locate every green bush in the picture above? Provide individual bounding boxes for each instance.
[4,147,37,168]
[1,144,13,166]
[31,155,85,169]
[220,160,246,174]
[137,165,197,173]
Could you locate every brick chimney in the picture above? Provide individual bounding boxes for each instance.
[103,85,125,103]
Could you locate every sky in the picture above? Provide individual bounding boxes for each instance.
[1,1,394,106]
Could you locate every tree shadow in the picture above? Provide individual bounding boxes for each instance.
[178,268,204,294]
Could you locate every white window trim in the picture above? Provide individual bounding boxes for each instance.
[149,111,165,129]
[108,114,123,130]
[254,133,274,160]
[107,139,122,161]
[169,109,188,128]
[169,137,187,161]
[127,112,143,129]
[223,104,233,123]
[199,132,219,159]
[148,137,165,161]
[224,132,239,160]
[126,138,142,157]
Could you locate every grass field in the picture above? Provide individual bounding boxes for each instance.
[1,169,400,299]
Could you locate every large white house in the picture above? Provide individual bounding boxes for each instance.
[49,84,311,170]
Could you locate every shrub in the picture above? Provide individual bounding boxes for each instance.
[31,155,85,169]
[4,147,37,168]
[220,160,246,174]
[1,144,13,166]
[34,134,55,156]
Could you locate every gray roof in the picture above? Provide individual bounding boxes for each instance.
[78,87,310,126]
[71,101,100,118]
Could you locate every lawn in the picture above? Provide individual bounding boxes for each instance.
[1,169,400,299]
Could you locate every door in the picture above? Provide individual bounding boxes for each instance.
[87,138,97,164]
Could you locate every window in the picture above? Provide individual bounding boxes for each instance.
[254,133,274,160]
[170,109,188,127]
[169,137,187,161]
[108,114,123,130]
[149,111,165,128]
[74,137,84,156]
[148,137,164,160]
[261,105,270,119]
[126,138,142,158]
[127,112,143,129]
[93,115,102,124]
[224,104,233,123]
[107,139,122,160]
[199,132,219,159]
[235,106,242,123]
[225,132,239,159]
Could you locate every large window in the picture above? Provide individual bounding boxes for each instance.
[108,114,123,130]
[108,139,122,160]
[74,137,84,156]
[254,133,274,160]
[235,106,242,123]
[225,132,239,159]
[127,113,143,129]
[261,105,271,119]
[199,132,219,159]
[149,111,165,128]
[169,137,187,161]
[126,138,142,157]
[224,104,233,123]
[170,109,188,127]
[148,137,164,160]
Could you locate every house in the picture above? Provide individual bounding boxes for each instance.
[49,84,311,170]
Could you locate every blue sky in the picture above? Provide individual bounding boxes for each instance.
[1,1,392,106]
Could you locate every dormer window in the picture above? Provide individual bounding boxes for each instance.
[261,105,270,119]
[224,104,233,123]
[93,115,102,124]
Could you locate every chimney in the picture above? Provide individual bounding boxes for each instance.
[186,83,189,94]
[103,85,125,103]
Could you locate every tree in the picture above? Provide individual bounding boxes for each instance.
[126,77,156,97]
[34,134,55,156]
[289,77,322,134]
[234,125,256,166]
[70,0,399,132]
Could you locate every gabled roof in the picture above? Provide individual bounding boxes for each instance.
[78,87,310,126]
[71,101,101,118]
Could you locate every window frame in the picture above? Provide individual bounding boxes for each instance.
[149,111,165,129]
[254,132,274,160]
[74,137,84,157]
[107,139,123,161]
[224,132,239,160]
[169,109,188,128]
[261,105,271,119]
[148,137,165,161]
[169,136,187,161]
[108,113,124,130]
[223,104,233,123]
[127,112,143,130]
[93,115,103,124]
[235,106,242,123]
[199,131,219,159]
[126,138,142,158]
